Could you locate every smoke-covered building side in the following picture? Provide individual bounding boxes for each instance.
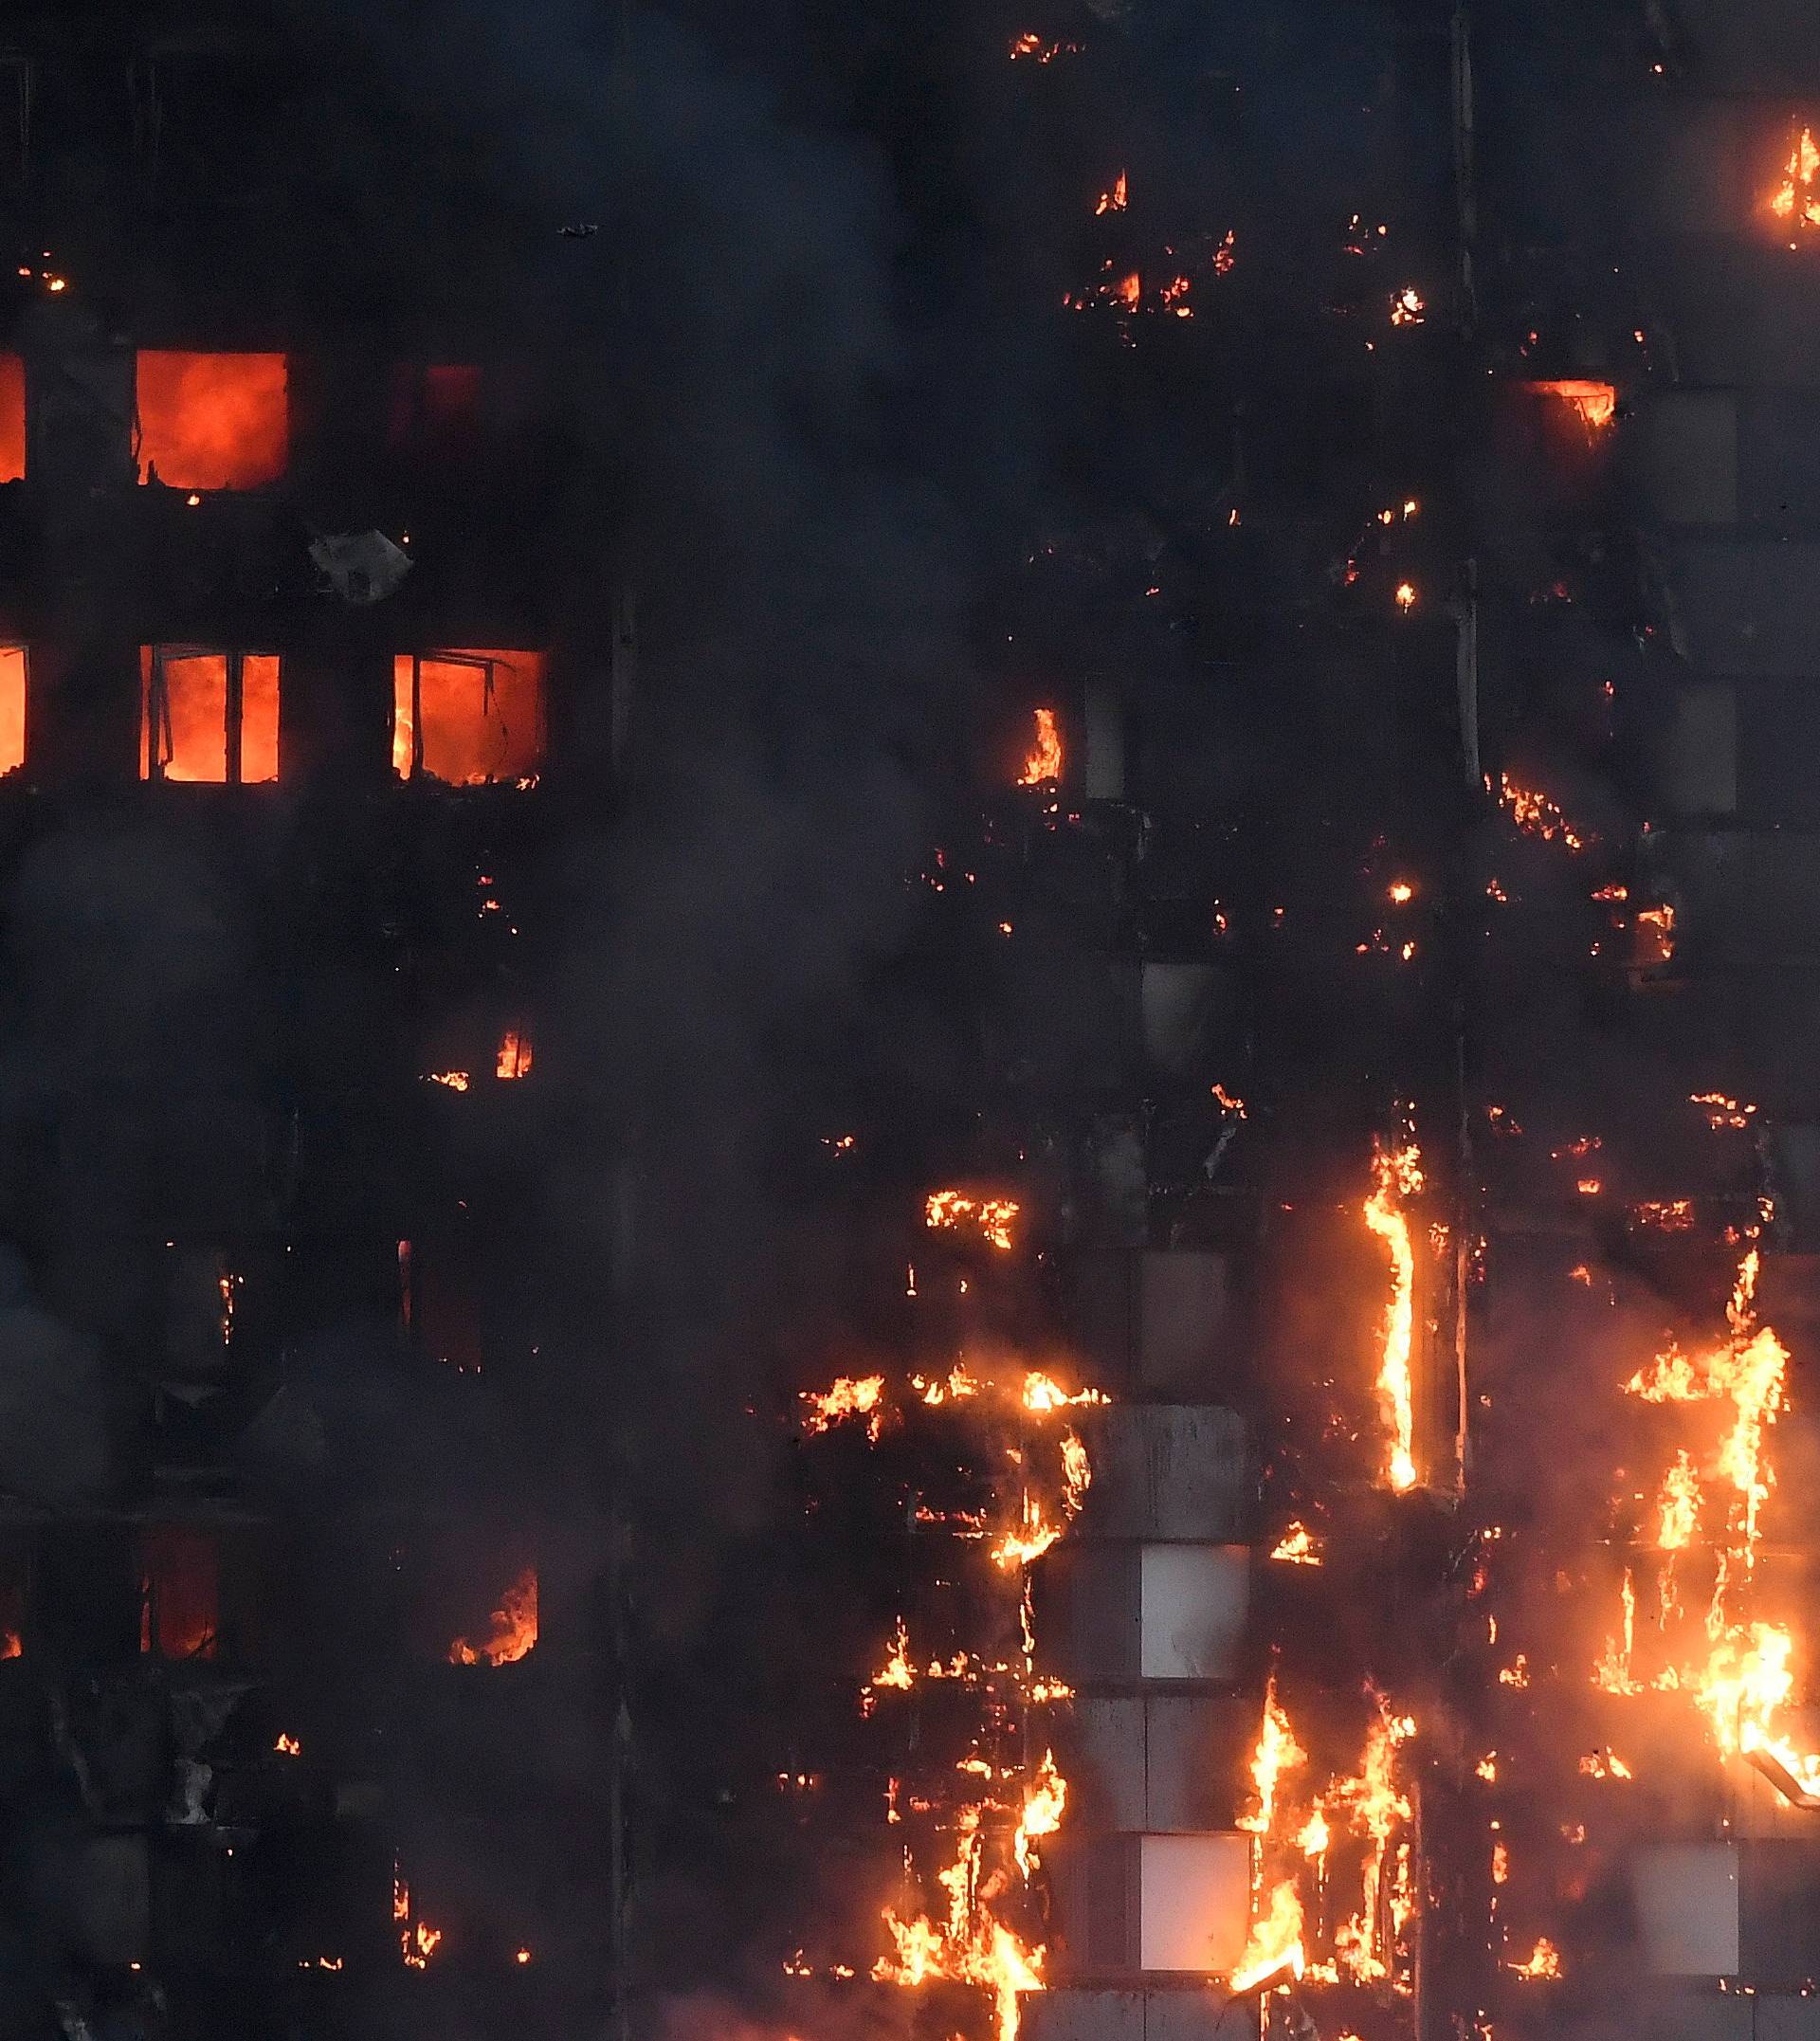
[0,2,1816,2041]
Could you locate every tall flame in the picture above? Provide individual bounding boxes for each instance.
[1017,708,1063,786]
[1364,1140,1424,1491]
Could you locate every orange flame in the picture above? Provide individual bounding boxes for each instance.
[1364,1140,1424,1492]
[1270,1522,1323,1566]
[1771,125,1820,231]
[1017,708,1063,786]
[1328,1694,1415,1985]
[1238,1674,1306,1838]
[449,1568,538,1667]
[926,1191,1021,1252]
[1229,1879,1305,1994]
[800,1374,887,1442]
[496,1030,534,1080]
[1507,1938,1561,1980]
[1525,379,1618,431]
[1497,773,1588,850]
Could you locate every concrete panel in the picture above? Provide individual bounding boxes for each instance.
[1759,1995,1820,2041]
[1740,1841,1820,1988]
[1660,683,1737,818]
[1664,8,1820,89]
[1143,1992,1241,2041]
[1022,1990,1146,2041]
[1636,392,1738,526]
[1144,1694,1255,1831]
[1741,392,1820,522]
[1630,1843,1739,1976]
[992,948,1138,1092]
[1665,251,1820,389]
[1139,1545,1249,1682]
[1140,963,1215,1077]
[1138,1254,1229,1394]
[1076,1252,1138,1389]
[1073,1697,1149,1831]
[1629,1991,1753,2041]
[1636,100,1756,237]
[1666,540,1820,677]
[1054,1545,1143,1679]
[1086,1406,1249,1542]
[1084,684,1125,801]
[73,1834,150,1966]
[1095,1121,1149,1249]
[1137,1833,1249,1974]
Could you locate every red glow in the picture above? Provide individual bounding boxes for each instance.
[140,1524,218,1660]
[392,650,546,786]
[141,647,280,782]
[389,363,482,450]
[136,351,288,490]
[0,355,23,482]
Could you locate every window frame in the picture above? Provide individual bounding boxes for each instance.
[143,644,279,785]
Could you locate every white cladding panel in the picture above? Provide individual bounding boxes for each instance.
[1139,1544,1249,1681]
[1631,1843,1740,1976]
[1137,1833,1250,1974]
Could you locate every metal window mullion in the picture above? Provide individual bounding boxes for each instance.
[148,650,173,779]
[224,650,244,784]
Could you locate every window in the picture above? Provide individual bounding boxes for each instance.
[0,354,22,482]
[389,362,482,452]
[136,350,287,490]
[392,649,545,785]
[0,646,23,773]
[139,1523,218,1660]
[141,647,280,783]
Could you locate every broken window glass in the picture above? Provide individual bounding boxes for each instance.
[141,647,280,783]
[392,649,545,786]
[136,349,287,490]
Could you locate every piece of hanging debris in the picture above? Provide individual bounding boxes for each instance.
[308,530,413,606]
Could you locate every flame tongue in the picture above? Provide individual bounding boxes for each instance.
[1364,1140,1424,1491]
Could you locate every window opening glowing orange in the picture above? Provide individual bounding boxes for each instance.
[0,354,24,482]
[136,351,287,490]
[392,650,546,785]
[0,647,24,774]
[141,647,279,783]
[140,1524,219,1660]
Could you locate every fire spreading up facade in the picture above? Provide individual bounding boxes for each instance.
[1,3,1820,2041]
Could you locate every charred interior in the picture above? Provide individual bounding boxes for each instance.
[0,4,1818,2041]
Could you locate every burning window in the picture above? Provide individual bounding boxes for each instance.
[1524,380,1618,435]
[448,1567,538,1666]
[392,650,546,786]
[141,647,280,783]
[0,354,23,483]
[0,646,24,774]
[136,350,288,491]
[139,1523,218,1660]
[389,363,482,452]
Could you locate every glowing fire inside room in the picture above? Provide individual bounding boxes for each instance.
[136,351,288,490]
[141,647,280,782]
[392,649,547,785]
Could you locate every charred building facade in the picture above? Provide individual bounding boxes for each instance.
[1,4,1819,2041]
